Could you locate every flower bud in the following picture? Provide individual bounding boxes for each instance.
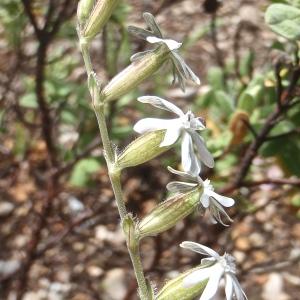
[156,266,207,300]
[77,0,94,25]
[138,187,202,239]
[83,0,119,42]
[101,45,170,102]
[116,130,171,169]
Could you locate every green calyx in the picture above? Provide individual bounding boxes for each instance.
[116,130,171,170]
[101,45,170,102]
[83,0,120,42]
[138,187,202,239]
[156,265,208,300]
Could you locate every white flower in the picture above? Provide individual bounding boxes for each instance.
[180,241,248,300]
[128,12,200,91]
[166,167,234,225]
[133,96,214,175]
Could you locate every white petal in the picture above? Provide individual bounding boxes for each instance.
[167,166,197,182]
[160,125,181,147]
[133,118,178,134]
[163,39,182,50]
[138,96,184,116]
[166,181,197,193]
[183,267,212,288]
[200,194,210,208]
[209,191,235,207]
[146,36,182,51]
[190,132,214,168]
[225,274,234,300]
[180,242,220,258]
[199,264,224,300]
[181,133,201,176]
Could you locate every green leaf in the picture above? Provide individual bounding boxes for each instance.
[69,158,101,187]
[207,67,225,91]
[238,75,264,113]
[265,4,300,40]
[291,194,300,207]
[261,136,300,176]
[19,93,38,108]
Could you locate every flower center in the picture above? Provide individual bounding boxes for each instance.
[203,179,214,192]
[181,111,195,129]
[219,254,236,274]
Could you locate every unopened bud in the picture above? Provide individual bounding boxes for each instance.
[83,0,119,42]
[77,0,94,25]
[156,266,207,300]
[101,45,170,102]
[116,130,171,170]
[138,187,202,239]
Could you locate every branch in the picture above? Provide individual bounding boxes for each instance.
[222,67,300,194]
[21,0,41,38]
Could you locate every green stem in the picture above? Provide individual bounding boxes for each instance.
[79,36,149,300]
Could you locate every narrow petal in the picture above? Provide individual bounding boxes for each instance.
[166,181,197,193]
[191,117,206,131]
[190,132,214,168]
[128,26,153,40]
[167,166,197,182]
[183,267,212,288]
[143,12,163,38]
[231,275,248,300]
[200,194,210,208]
[138,96,184,116]
[171,51,200,85]
[160,125,181,147]
[199,264,224,300]
[130,50,154,62]
[133,118,178,134]
[180,241,220,258]
[225,274,234,300]
[181,133,201,176]
[209,191,235,207]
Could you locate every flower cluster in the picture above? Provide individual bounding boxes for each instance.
[167,167,234,226]
[180,242,248,300]
[134,96,214,175]
[130,14,246,299]
[128,12,200,91]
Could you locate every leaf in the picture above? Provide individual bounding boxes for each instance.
[261,136,300,176]
[238,75,264,113]
[69,158,101,187]
[265,4,300,40]
[19,93,38,108]
[207,66,225,91]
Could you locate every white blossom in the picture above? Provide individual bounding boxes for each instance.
[180,241,248,300]
[128,12,200,91]
[133,96,214,175]
[166,167,234,225]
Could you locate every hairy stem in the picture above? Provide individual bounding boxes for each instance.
[79,37,149,300]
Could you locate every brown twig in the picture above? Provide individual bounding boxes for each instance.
[222,66,300,195]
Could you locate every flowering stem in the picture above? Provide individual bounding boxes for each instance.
[79,37,149,300]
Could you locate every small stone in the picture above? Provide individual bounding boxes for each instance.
[0,202,14,216]
[262,273,290,300]
[249,233,265,247]
[235,236,251,251]
[102,268,127,300]
[87,265,103,277]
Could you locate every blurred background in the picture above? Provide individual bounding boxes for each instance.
[0,0,300,299]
